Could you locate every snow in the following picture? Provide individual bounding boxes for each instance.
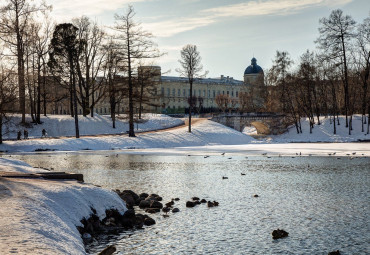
[0,118,256,153]
[2,113,184,139]
[265,115,369,143]
[0,158,127,255]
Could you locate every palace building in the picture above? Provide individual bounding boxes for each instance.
[43,57,265,115]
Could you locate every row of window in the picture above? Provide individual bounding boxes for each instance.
[160,88,239,98]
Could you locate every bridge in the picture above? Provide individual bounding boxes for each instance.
[211,113,289,135]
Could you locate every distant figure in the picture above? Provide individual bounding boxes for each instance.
[23,129,28,139]
[17,131,22,140]
[42,129,47,138]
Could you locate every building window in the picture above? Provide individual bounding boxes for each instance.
[161,87,164,95]
[178,89,180,96]
[194,90,196,96]
[223,91,225,95]
[183,89,186,97]
[104,108,107,113]
[236,91,239,97]
[199,90,201,97]
[213,90,216,97]
[203,90,206,97]
[208,90,210,98]
[167,88,170,96]
[172,88,175,96]
[227,91,229,96]
[231,91,234,97]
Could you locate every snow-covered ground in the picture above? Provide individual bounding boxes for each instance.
[253,115,369,143]
[0,158,127,255]
[2,113,184,139]
[0,119,256,152]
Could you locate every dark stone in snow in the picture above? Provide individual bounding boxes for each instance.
[150,200,163,209]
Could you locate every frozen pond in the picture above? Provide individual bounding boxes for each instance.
[11,152,370,255]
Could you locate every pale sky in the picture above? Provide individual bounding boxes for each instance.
[47,0,369,80]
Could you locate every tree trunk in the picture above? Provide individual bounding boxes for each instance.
[189,81,193,133]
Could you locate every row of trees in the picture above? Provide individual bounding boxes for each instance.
[0,1,163,141]
[264,10,369,135]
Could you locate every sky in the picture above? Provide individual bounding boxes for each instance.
[47,0,369,80]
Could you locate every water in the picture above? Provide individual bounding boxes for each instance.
[9,152,370,255]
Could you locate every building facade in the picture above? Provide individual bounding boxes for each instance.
[43,57,265,115]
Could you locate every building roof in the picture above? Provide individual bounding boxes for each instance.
[244,57,263,75]
[161,76,243,85]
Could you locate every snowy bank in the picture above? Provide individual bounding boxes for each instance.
[262,115,369,143]
[0,120,256,153]
[0,158,127,254]
[2,113,184,140]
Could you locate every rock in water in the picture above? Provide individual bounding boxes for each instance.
[328,250,341,255]
[98,245,116,255]
[186,201,195,207]
[272,229,289,239]
[144,217,156,226]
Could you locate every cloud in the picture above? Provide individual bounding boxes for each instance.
[47,0,150,21]
[144,0,353,37]
[203,0,354,18]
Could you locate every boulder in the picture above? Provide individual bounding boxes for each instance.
[172,208,180,213]
[328,251,341,255]
[207,201,214,207]
[139,200,151,209]
[145,208,160,214]
[144,217,156,226]
[272,229,289,239]
[186,201,195,207]
[139,193,149,199]
[162,207,171,213]
[200,199,207,203]
[150,200,163,209]
[192,197,200,201]
[165,201,174,207]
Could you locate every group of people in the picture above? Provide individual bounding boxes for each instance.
[16,129,47,140]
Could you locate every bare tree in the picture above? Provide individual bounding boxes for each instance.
[316,9,356,128]
[176,44,207,132]
[112,5,162,137]
[0,0,50,124]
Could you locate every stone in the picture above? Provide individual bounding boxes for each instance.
[186,201,195,207]
[272,229,289,239]
[165,201,174,207]
[139,200,151,209]
[172,208,180,213]
[145,208,160,214]
[253,194,259,198]
[174,198,180,201]
[123,209,135,218]
[207,201,214,207]
[200,199,207,203]
[119,193,135,208]
[139,193,149,199]
[213,201,219,206]
[162,207,171,213]
[192,197,200,201]
[121,190,139,203]
[328,251,341,255]
[156,196,163,201]
[150,200,163,209]
[144,217,156,226]
[97,245,116,255]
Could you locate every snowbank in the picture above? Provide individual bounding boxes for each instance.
[267,115,369,143]
[0,119,256,152]
[0,158,127,255]
[2,113,184,139]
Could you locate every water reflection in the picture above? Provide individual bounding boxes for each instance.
[6,152,370,255]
